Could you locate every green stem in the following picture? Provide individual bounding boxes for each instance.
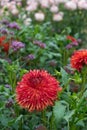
[12,72,17,90]
[8,74,12,87]
[41,109,47,126]
[70,124,77,130]
[78,67,87,97]
[67,104,70,130]
[19,118,23,130]
[8,71,17,93]
[63,50,68,66]
[81,70,86,93]
[49,113,56,130]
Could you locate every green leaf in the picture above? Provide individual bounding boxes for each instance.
[64,110,75,122]
[76,120,85,127]
[48,42,60,50]
[83,90,87,98]
[53,101,66,123]
[15,115,23,123]
[50,52,61,57]
[60,67,69,85]
[61,93,74,105]
[74,33,79,39]
[0,115,8,126]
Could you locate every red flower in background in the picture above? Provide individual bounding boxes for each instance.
[2,43,9,52]
[70,50,87,71]
[0,36,6,43]
[0,36,9,53]
[67,35,77,43]
[16,70,62,112]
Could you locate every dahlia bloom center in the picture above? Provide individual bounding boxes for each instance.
[28,76,44,88]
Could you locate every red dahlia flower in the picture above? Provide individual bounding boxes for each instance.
[70,50,87,71]
[0,36,9,53]
[16,70,62,112]
[67,35,77,42]
[2,43,9,52]
[0,36,6,43]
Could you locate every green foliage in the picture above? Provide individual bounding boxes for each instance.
[53,101,66,124]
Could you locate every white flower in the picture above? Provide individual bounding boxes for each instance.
[40,0,49,8]
[53,13,63,21]
[55,0,67,4]
[1,0,9,6]
[83,2,87,9]
[50,5,58,13]
[22,14,27,20]
[48,0,55,5]
[11,9,19,15]
[6,3,16,11]
[27,0,31,5]
[35,12,45,21]
[10,1,16,5]
[0,9,4,16]
[72,0,79,3]
[24,18,32,26]
[78,0,87,9]
[17,2,22,7]
[58,11,64,17]
[26,1,38,12]
[65,1,77,10]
